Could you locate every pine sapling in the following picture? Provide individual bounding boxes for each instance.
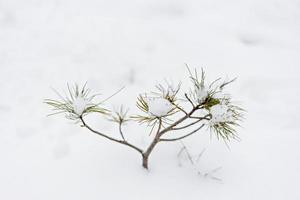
[44,66,244,170]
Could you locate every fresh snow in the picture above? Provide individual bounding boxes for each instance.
[72,96,89,116]
[195,86,209,103]
[0,0,300,200]
[147,97,173,117]
[209,104,232,125]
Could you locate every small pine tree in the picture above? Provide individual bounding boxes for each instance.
[45,66,244,170]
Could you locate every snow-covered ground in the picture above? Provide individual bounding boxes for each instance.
[1,0,300,199]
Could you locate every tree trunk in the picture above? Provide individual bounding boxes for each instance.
[142,137,160,170]
[142,154,149,169]
[141,128,162,170]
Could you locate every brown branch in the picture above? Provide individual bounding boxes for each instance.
[158,105,201,136]
[80,103,205,169]
[143,119,162,154]
[160,124,205,142]
[189,115,210,120]
[156,118,163,134]
[80,116,143,154]
[184,93,195,108]
[118,122,126,141]
[172,118,203,130]
[172,115,209,130]
[141,118,163,169]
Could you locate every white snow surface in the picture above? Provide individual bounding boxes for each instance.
[0,0,300,199]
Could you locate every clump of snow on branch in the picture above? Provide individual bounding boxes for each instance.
[209,103,233,126]
[195,85,209,103]
[147,97,174,117]
[72,96,90,116]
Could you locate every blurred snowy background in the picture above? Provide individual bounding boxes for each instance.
[0,0,300,199]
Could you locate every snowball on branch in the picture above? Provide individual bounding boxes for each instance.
[147,97,174,117]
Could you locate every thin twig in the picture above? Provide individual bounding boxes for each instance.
[172,115,209,130]
[118,122,126,141]
[172,119,203,130]
[170,101,188,115]
[160,124,205,142]
[184,93,195,108]
[179,141,194,165]
[80,116,143,154]
[157,118,163,134]
[158,107,198,136]
[189,116,210,120]
[98,86,125,105]
[195,148,206,163]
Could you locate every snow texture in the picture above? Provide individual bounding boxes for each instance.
[195,86,209,103]
[0,0,300,200]
[209,104,232,125]
[147,97,173,117]
[72,96,89,116]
